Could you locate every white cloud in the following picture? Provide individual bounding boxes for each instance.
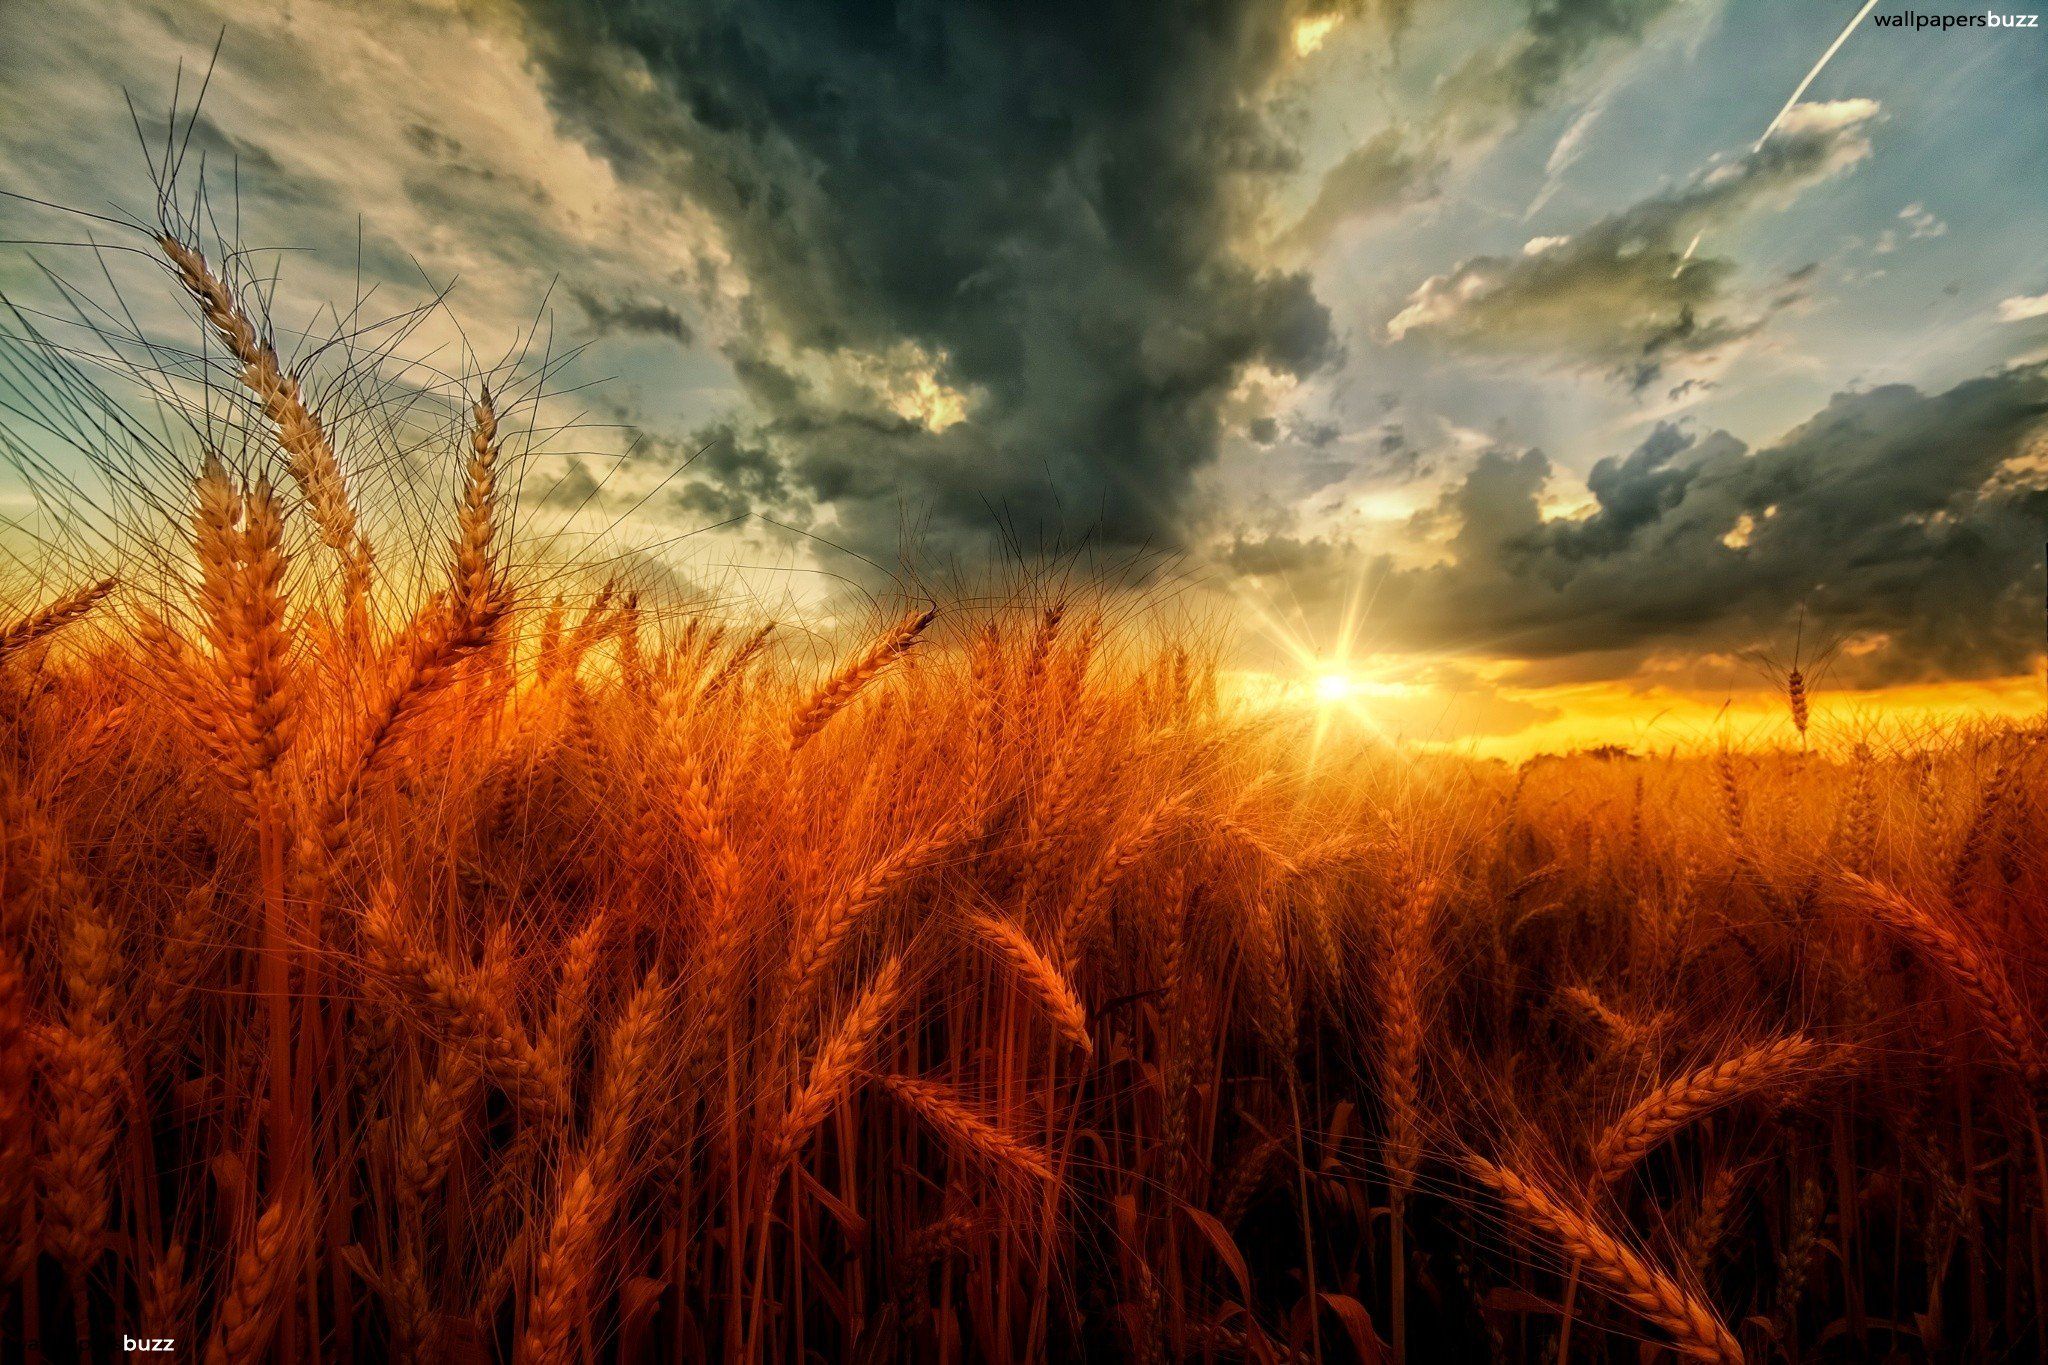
[1896,203,1947,242]
[1996,292,2048,323]
[1775,97,1883,138]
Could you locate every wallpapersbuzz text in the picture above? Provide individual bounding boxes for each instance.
[1873,9,2038,27]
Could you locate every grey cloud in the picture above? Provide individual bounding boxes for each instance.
[1298,458,1351,493]
[1296,416,1343,449]
[1228,363,2048,682]
[572,288,695,346]
[1436,0,1684,138]
[403,124,464,159]
[511,0,1338,562]
[1386,101,1878,390]
[170,113,356,226]
[1282,127,1439,254]
[538,457,607,513]
[1370,423,1429,480]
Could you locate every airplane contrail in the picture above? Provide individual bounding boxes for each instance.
[1755,0,1886,150]
[1673,230,1703,278]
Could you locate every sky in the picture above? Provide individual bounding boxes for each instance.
[2,0,2046,752]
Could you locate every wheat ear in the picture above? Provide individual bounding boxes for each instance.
[205,1197,309,1365]
[1057,790,1187,973]
[0,577,115,661]
[451,385,504,628]
[1592,1035,1823,1185]
[1243,898,1297,1065]
[296,595,501,899]
[969,912,1092,1053]
[394,1051,481,1218]
[1560,984,1662,1059]
[767,956,907,1168]
[1380,878,1434,1193]
[700,622,776,704]
[519,977,669,1365]
[879,1074,1056,1185]
[160,234,371,621]
[789,827,955,1004]
[789,607,936,751]
[161,235,371,609]
[0,945,35,1284]
[40,887,123,1282]
[1466,1156,1743,1364]
[189,461,297,798]
[1683,1165,1743,1282]
[363,891,563,1122]
[1833,871,2042,1082]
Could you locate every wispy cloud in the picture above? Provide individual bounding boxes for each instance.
[1386,100,1880,391]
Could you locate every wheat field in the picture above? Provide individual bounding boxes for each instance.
[0,227,2045,1365]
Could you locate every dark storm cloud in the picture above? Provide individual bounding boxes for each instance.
[1387,101,1877,389]
[510,0,1338,559]
[667,425,795,524]
[1228,364,2048,681]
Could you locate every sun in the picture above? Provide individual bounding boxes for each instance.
[1313,669,1362,704]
